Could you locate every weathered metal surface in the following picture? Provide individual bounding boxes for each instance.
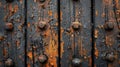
[94,0,120,67]
[0,0,25,67]
[27,0,58,67]
[60,0,92,67]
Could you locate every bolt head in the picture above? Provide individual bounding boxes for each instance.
[38,54,48,64]
[6,0,14,2]
[72,58,82,66]
[37,21,47,30]
[105,53,115,62]
[5,23,14,31]
[72,21,82,30]
[104,22,114,31]
[5,58,14,67]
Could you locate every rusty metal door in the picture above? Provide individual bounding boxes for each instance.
[0,0,120,67]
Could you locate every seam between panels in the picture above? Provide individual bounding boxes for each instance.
[57,0,61,67]
[24,0,27,67]
[91,0,95,67]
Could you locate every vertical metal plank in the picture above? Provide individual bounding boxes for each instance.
[27,0,58,67]
[60,0,92,67]
[0,0,25,67]
[94,0,120,67]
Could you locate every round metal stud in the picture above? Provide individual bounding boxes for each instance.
[38,54,48,64]
[5,23,14,31]
[5,58,14,67]
[6,0,14,3]
[72,58,82,67]
[105,53,115,62]
[37,21,47,30]
[72,21,82,30]
[104,22,114,31]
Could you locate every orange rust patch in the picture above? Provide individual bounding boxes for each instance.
[60,11,63,21]
[60,41,64,58]
[88,56,92,67]
[94,29,99,38]
[48,10,52,16]
[95,49,99,59]
[27,22,31,28]
[27,63,31,67]
[27,51,33,60]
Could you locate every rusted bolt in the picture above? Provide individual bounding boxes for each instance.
[72,21,82,30]
[0,33,4,41]
[103,52,115,62]
[5,23,14,31]
[72,58,82,67]
[37,21,47,30]
[5,58,14,67]
[104,22,114,31]
[6,0,14,2]
[39,0,45,2]
[38,54,48,64]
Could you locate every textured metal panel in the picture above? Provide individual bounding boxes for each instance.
[94,0,120,67]
[60,0,92,67]
[0,0,25,67]
[27,0,58,67]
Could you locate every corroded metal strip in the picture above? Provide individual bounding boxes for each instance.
[27,0,58,67]
[94,0,120,67]
[60,0,92,67]
[0,0,25,67]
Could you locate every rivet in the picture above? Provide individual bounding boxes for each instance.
[37,21,47,30]
[5,23,14,31]
[38,54,48,64]
[72,21,82,30]
[72,58,82,67]
[5,58,14,67]
[104,22,114,31]
[102,52,115,62]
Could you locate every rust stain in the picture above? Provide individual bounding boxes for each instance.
[95,10,98,16]
[27,63,31,67]
[94,29,99,38]
[48,10,52,16]
[88,56,92,67]
[16,40,20,48]
[105,36,114,46]
[27,22,31,28]
[27,51,33,60]
[60,11,63,21]
[94,48,99,59]
[60,41,64,58]
[3,48,7,57]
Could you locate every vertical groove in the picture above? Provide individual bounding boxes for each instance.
[57,0,61,67]
[24,0,27,67]
[91,0,95,67]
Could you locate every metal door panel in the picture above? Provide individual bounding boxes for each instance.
[60,0,92,67]
[0,0,25,67]
[27,0,58,67]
